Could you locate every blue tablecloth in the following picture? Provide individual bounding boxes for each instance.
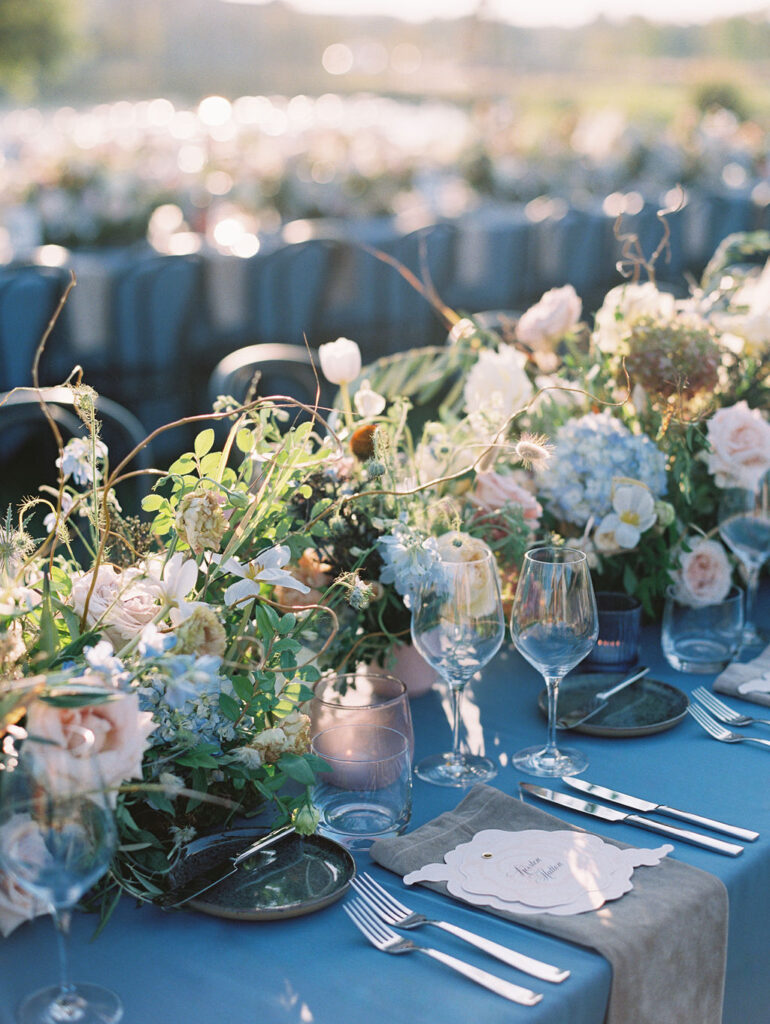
[2,626,769,1024]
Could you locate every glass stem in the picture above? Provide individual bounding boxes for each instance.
[53,907,75,998]
[448,681,466,766]
[544,675,563,758]
[744,564,760,631]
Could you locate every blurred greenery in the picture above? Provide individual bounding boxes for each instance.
[0,0,80,98]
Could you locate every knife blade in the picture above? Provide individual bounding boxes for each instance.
[555,666,650,729]
[563,776,759,842]
[160,824,296,908]
[519,783,744,857]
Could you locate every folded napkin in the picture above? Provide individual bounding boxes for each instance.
[371,785,727,1024]
[714,644,770,705]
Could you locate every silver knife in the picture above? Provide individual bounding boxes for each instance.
[160,824,296,908]
[563,776,759,842]
[519,783,744,857]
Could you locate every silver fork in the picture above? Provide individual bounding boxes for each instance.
[692,686,770,728]
[351,872,569,983]
[344,896,543,1006]
[688,704,770,749]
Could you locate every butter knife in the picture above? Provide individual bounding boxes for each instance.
[160,824,296,908]
[563,776,759,842]
[519,783,744,857]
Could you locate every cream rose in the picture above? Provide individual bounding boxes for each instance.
[434,531,500,618]
[0,816,49,937]
[175,490,228,555]
[705,401,770,492]
[70,564,162,645]
[673,537,732,608]
[174,605,227,658]
[470,471,542,525]
[24,694,156,804]
[516,285,581,349]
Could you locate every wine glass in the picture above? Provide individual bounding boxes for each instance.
[718,471,770,649]
[410,539,505,787]
[0,722,122,1024]
[510,546,598,777]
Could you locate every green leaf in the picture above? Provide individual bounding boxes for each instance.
[194,428,215,458]
[176,749,220,769]
[219,692,240,722]
[277,754,317,786]
[236,428,254,453]
[277,613,297,635]
[232,675,254,702]
[168,454,196,475]
[141,494,165,512]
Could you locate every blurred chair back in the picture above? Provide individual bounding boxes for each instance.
[208,343,327,418]
[242,239,338,347]
[0,386,153,509]
[0,266,70,391]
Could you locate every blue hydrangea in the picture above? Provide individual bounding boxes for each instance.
[136,653,236,747]
[537,412,667,526]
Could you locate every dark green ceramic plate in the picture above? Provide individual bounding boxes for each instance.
[538,672,689,737]
[171,827,355,921]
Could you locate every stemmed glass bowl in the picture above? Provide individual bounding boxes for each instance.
[410,537,505,787]
[510,546,598,777]
[718,470,770,649]
[0,722,122,1024]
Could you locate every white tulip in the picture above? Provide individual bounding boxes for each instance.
[318,337,362,385]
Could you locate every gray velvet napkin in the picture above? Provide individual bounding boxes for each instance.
[714,644,770,706]
[371,785,727,1024]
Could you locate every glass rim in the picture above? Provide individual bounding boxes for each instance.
[310,724,410,764]
[524,545,587,565]
[664,583,743,604]
[436,544,496,566]
[312,673,408,710]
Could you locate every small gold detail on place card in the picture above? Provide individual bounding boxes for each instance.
[482,852,493,859]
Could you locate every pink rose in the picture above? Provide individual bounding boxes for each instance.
[0,816,49,937]
[706,401,770,492]
[516,285,581,349]
[674,537,732,607]
[470,471,542,526]
[24,694,156,804]
[70,564,162,646]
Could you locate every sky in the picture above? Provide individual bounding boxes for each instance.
[221,0,770,26]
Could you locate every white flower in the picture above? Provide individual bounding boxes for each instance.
[593,481,657,552]
[673,537,732,608]
[464,346,533,425]
[353,380,386,418]
[83,639,130,687]
[593,282,675,353]
[318,337,362,385]
[516,285,581,349]
[55,437,108,487]
[212,545,310,606]
[43,492,75,534]
[144,552,199,619]
[705,401,770,492]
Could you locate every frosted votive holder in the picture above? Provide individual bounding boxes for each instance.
[582,592,642,672]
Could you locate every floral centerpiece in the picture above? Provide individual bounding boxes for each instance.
[2,220,770,941]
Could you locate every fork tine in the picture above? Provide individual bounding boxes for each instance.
[688,704,728,738]
[348,895,400,943]
[350,877,401,924]
[344,901,387,947]
[353,872,411,918]
[693,687,738,720]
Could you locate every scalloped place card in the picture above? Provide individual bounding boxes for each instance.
[405,829,672,916]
